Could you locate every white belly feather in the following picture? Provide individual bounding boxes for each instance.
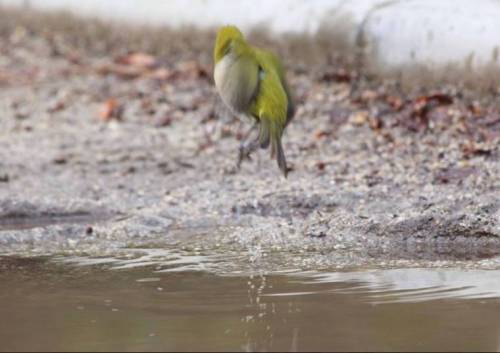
[214,53,258,114]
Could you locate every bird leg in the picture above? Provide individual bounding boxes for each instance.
[237,122,260,169]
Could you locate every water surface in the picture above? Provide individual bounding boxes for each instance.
[1,254,500,351]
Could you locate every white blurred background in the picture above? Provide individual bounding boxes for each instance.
[2,0,500,75]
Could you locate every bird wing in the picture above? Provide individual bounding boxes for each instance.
[250,49,289,176]
[254,48,295,124]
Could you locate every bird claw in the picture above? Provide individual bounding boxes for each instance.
[237,145,252,169]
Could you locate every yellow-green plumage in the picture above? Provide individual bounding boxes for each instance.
[213,25,294,177]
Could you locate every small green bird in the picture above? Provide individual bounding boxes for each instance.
[213,25,295,177]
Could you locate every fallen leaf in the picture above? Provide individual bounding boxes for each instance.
[386,95,404,111]
[319,68,352,83]
[404,92,454,131]
[176,60,210,80]
[150,67,172,81]
[467,101,483,117]
[115,52,157,69]
[316,161,327,171]
[461,142,494,158]
[99,98,123,121]
[349,111,369,126]
[368,113,383,130]
[95,64,143,80]
[314,129,332,139]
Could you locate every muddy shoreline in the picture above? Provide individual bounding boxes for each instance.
[0,8,499,270]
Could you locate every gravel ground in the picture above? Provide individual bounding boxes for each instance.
[0,8,499,271]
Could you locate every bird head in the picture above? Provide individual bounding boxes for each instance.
[213,25,245,64]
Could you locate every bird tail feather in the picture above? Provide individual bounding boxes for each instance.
[260,117,287,177]
[272,137,287,178]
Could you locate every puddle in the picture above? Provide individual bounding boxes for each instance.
[2,254,500,351]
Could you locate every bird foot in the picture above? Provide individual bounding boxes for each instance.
[236,145,253,169]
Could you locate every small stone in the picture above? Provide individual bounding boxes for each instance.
[53,156,68,164]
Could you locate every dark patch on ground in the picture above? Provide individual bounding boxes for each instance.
[0,212,114,231]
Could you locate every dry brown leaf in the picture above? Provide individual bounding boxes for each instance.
[99,98,123,121]
[314,129,332,139]
[150,67,172,81]
[467,101,483,117]
[461,141,494,158]
[316,161,327,171]
[349,111,369,126]
[386,95,404,111]
[320,68,352,83]
[177,60,210,80]
[368,115,383,130]
[95,64,143,80]
[116,52,157,69]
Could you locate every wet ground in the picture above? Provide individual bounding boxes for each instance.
[0,7,499,270]
[2,255,500,352]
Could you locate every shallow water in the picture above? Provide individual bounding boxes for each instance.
[2,254,500,352]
